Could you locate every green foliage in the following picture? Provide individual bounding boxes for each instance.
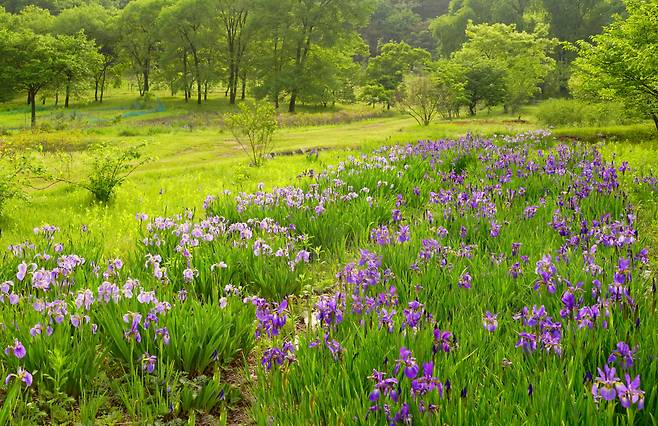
[82,142,149,203]
[454,22,556,113]
[541,0,624,43]
[365,41,432,108]
[226,100,277,166]
[397,74,443,126]
[431,59,468,119]
[572,0,658,131]
[161,300,254,374]
[536,98,641,127]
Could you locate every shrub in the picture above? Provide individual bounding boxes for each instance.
[79,142,149,203]
[226,100,277,167]
[536,99,642,127]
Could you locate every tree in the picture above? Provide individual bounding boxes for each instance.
[0,29,60,127]
[252,0,375,112]
[216,0,251,105]
[456,59,507,115]
[397,73,441,126]
[454,22,555,113]
[158,0,215,104]
[226,100,278,166]
[541,0,625,43]
[432,59,467,119]
[366,41,431,109]
[118,0,166,95]
[572,0,658,131]
[55,32,103,108]
[54,4,120,103]
[14,5,55,34]
[360,0,451,55]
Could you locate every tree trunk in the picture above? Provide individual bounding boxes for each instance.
[241,73,246,100]
[204,82,208,101]
[30,91,36,128]
[143,63,150,94]
[652,113,658,132]
[193,52,202,105]
[100,69,106,103]
[65,79,71,108]
[55,92,59,106]
[229,64,237,104]
[182,53,189,103]
[94,79,99,102]
[289,91,297,113]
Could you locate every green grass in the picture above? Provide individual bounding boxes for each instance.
[2,91,658,424]
[1,91,655,254]
[0,92,540,253]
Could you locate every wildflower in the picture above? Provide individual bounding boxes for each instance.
[608,342,637,370]
[155,327,170,345]
[615,374,645,410]
[482,311,498,332]
[410,362,443,398]
[141,353,157,374]
[261,341,296,371]
[458,271,472,289]
[183,268,197,283]
[254,298,288,339]
[394,347,419,379]
[309,333,344,361]
[592,364,620,402]
[515,332,537,353]
[396,226,410,243]
[5,367,32,387]
[368,369,398,403]
[294,250,310,264]
[137,290,157,305]
[4,339,26,359]
[433,328,457,353]
[75,289,94,311]
[402,301,423,331]
[378,308,396,333]
[211,261,228,271]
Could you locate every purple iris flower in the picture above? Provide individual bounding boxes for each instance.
[608,342,637,370]
[615,374,645,410]
[394,347,419,379]
[410,362,443,398]
[4,339,26,359]
[482,311,498,332]
[458,272,472,289]
[5,367,32,387]
[592,364,620,401]
[141,353,157,374]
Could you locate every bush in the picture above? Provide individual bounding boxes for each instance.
[536,99,642,127]
[60,142,150,203]
[226,100,277,167]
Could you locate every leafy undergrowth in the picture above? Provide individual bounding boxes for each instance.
[0,130,656,424]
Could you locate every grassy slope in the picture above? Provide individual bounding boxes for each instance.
[1,91,655,254]
[1,92,539,253]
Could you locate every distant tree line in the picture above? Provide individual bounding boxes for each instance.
[1,0,654,129]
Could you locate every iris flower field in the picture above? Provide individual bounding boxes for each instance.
[1,131,657,424]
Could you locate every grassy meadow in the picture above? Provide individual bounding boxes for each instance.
[0,90,541,252]
[0,91,657,424]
